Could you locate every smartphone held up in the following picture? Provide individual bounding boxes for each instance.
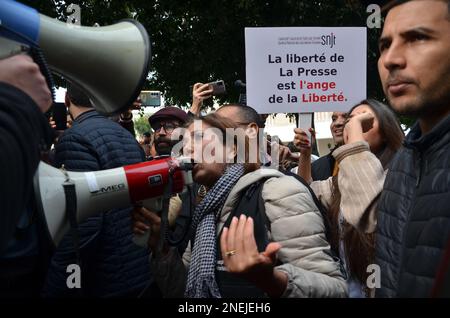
[207,80,226,95]
[190,80,226,97]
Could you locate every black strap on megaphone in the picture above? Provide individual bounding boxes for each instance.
[63,180,81,267]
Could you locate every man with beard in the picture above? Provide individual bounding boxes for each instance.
[353,0,450,297]
[139,107,191,255]
[148,106,189,156]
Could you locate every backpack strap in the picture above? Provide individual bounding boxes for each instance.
[257,180,271,233]
[216,179,271,298]
[219,178,271,252]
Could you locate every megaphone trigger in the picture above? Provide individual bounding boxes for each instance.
[132,230,151,249]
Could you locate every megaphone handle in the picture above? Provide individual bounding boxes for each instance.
[132,203,153,248]
[132,229,151,248]
[132,197,171,250]
[132,165,177,250]
[132,197,163,248]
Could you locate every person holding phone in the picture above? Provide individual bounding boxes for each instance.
[190,81,226,117]
[190,82,214,117]
[294,99,404,297]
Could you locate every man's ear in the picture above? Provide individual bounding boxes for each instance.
[65,93,70,108]
[245,123,259,139]
[225,144,237,163]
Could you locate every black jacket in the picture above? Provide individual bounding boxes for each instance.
[0,83,52,253]
[44,110,152,297]
[376,114,450,297]
[311,150,336,181]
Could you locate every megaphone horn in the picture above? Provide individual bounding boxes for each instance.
[34,157,193,246]
[0,0,151,115]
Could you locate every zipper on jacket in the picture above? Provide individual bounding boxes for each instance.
[415,151,423,187]
[394,190,416,296]
[395,149,420,296]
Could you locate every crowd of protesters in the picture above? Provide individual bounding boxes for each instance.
[0,0,449,299]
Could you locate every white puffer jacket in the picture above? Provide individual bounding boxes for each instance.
[219,169,347,297]
[152,169,348,298]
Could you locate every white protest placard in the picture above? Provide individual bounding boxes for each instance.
[245,27,366,113]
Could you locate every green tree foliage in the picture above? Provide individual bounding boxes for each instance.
[23,0,412,127]
[133,114,151,137]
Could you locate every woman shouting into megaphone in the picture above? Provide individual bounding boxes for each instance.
[132,112,347,298]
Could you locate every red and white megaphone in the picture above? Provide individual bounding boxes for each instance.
[33,157,193,246]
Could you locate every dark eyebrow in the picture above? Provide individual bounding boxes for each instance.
[400,27,437,41]
[379,26,436,49]
[378,35,391,49]
[378,35,392,51]
[401,26,437,36]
